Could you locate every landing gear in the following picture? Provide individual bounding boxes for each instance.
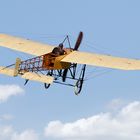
[74,64,86,95]
[24,79,29,85]
[43,64,86,95]
[44,70,53,89]
[62,69,68,82]
[74,79,83,95]
[44,83,51,89]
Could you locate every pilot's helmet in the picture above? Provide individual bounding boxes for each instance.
[58,43,63,49]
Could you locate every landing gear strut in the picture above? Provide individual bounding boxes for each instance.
[44,70,53,89]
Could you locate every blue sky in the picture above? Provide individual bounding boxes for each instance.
[0,0,140,140]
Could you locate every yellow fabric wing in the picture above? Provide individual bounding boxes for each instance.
[0,67,54,84]
[62,51,140,70]
[0,66,15,76]
[0,34,55,56]
[21,72,54,84]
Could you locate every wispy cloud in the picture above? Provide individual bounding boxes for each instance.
[0,125,13,140]
[44,101,140,140]
[0,114,14,121]
[107,98,128,111]
[0,126,38,140]
[0,84,24,102]
[12,129,38,140]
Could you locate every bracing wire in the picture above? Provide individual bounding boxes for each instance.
[84,68,114,81]
[83,40,137,59]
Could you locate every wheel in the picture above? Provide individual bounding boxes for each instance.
[74,65,86,95]
[44,83,51,89]
[74,79,83,95]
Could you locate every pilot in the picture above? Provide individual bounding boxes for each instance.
[52,43,65,55]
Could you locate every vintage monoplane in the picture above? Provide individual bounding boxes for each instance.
[0,32,140,95]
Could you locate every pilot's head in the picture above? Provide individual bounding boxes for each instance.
[58,43,63,49]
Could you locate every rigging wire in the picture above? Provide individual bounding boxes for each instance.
[84,69,114,81]
[83,40,137,59]
[85,67,109,78]
[1,31,66,38]
[83,42,111,54]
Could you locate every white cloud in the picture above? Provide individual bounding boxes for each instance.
[12,130,38,140]
[0,126,38,140]
[44,101,140,140]
[0,84,24,102]
[1,100,140,140]
[0,125,13,140]
[107,98,127,111]
[0,114,14,121]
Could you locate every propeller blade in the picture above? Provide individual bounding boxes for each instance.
[74,31,83,50]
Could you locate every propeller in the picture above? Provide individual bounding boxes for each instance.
[74,31,83,50]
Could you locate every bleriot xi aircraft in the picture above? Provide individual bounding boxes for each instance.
[0,32,140,95]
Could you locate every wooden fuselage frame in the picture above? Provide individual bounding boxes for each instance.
[42,48,72,70]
